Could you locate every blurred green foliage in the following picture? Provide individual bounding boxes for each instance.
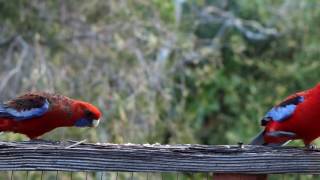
[0,0,320,179]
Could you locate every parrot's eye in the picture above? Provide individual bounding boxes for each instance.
[84,110,94,118]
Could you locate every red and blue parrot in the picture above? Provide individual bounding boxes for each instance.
[0,92,101,139]
[251,83,320,148]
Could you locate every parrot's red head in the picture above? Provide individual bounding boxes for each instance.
[73,101,102,128]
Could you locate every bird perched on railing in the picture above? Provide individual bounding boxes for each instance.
[0,92,101,139]
[251,83,320,148]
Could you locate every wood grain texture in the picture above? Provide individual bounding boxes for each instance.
[0,141,318,173]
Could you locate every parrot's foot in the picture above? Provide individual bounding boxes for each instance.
[305,144,317,150]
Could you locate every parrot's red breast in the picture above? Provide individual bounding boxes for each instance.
[0,92,101,139]
[251,83,320,146]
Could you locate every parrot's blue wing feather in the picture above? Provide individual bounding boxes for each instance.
[265,105,297,122]
[261,95,304,125]
[0,94,50,121]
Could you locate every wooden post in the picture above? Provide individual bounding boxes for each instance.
[214,174,267,180]
[0,141,318,176]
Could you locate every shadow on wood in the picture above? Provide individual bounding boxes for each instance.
[214,174,267,180]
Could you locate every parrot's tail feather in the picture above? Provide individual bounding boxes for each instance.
[250,130,292,146]
[265,131,296,138]
[250,130,266,145]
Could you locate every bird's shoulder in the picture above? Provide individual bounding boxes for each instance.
[4,92,73,110]
[261,90,308,126]
[5,93,47,111]
[277,92,306,107]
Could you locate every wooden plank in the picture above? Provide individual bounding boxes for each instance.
[0,141,318,173]
[214,174,267,180]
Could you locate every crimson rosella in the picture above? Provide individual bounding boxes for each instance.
[0,92,101,139]
[251,83,320,147]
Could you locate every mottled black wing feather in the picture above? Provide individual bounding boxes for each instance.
[278,95,304,107]
[0,93,50,120]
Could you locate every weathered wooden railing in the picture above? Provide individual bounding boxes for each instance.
[0,141,319,179]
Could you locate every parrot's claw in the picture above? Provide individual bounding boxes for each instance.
[305,144,317,150]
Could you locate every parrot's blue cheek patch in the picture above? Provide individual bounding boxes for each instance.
[74,118,92,127]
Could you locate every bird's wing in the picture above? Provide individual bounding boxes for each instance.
[0,93,50,121]
[261,93,305,126]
